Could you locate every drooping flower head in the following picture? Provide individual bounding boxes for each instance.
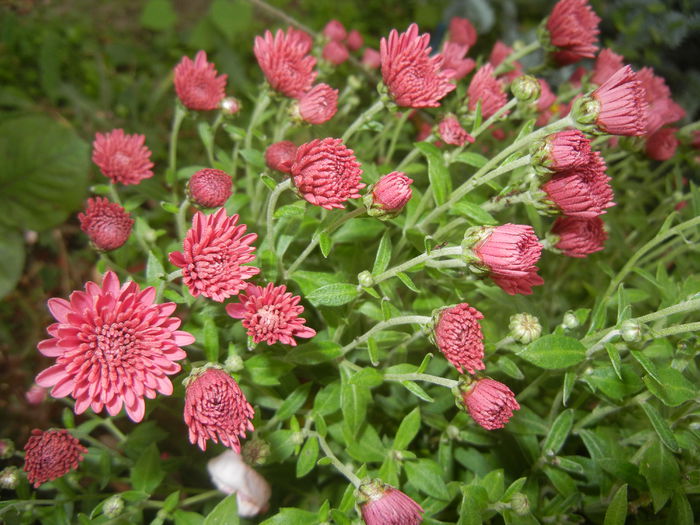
[296,83,339,125]
[461,378,520,430]
[439,115,475,146]
[380,23,456,108]
[364,171,414,218]
[467,64,507,119]
[637,67,686,136]
[184,367,254,452]
[531,129,593,173]
[323,41,349,65]
[591,48,624,86]
[265,141,297,173]
[78,197,134,251]
[357,479,424,525]
[187,168,233,208]
[551,216,607,257]
[346,29,364,51]
[174,50,227,111]
[92,129,154,185]
[645,127,679,161]
[448,17,477,47]
[23,429,87,488]
[226,282,316,346]
[169,209,259,302]
[254,28,317,98]
[323,19,347,42]
[441,42,475,81]
[290,138,365,209]
[489,41,523,83]
[432,303,485,374]
[544,0,601,65]
[35,271,194,422]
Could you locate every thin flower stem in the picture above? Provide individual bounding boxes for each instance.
[342,99,384,143]
[244,87,271,204]
[167,103,187,189]
[308,431,362,487]
[386,110,412,163]
[470,97,518,138]
[340,315,431,355]
[176,198,190,240]
[265,178,293,252]
[425,259,467,269]
[99,254,129,275]
[494,40,541,75]
[433,217,467,241]
[167,269,183,282]
[101,418,126,442]
[481,190,534,212]
[652,322,700,338]
[108,182,122,206]
[384,372,459,389]
[371,246,462,285]
[396,134,435,171]
[181,490,221,507]
[635,298,700,324]
[205,112,224,165]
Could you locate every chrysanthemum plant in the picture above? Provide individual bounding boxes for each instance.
[4,1,700,523]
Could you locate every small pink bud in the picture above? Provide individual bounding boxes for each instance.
[220,97,241,115]
[448,17,477,47]
[322,41,349,65]
[357,480,423,525]
[346,29,364,51]
[545,0,601,65]
[462,378,520,430]
[433,303,485,374]
[365,171,413,218]
[78,197,134,252]
[297,83,339,125]
[323,19,346,42]
[551,216,607,258]
[362,48,381,69]
[188,168,233,208]
[25,384,47,405]
[532,129,593,172]
[439,115,475,146]
[468,64,507,119]
[265,141,297,173]
[645,127,679,161]
[591,48,624,86]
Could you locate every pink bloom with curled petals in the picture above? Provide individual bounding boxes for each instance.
[546,0,601,65]
[552,216,607,258]
[489,41,522,83]
[323,19,346,42]
[226,282,316,346]
[645,127,679,161]
[78,197,134,251]
[358,481,424,525]
[591,48,624,86]
[35,271,194,422]
[591,65,647,136]
[174,50,227,111]
[637,67,685,136]
[449,17,477,47]
[368,171,413,216]
[541,129,593,171]
[169,209,260,302]
[468,64,507,119]
[92,129,154,186]
[438,115,475,146]
[346,29,363,51]
[323,41,349,65]
[441,41,475,81]
[188,168,233,208]
[463,378,520,430]
[184,368,254,452]
[434,303,485,374]
[290,138,365,210]
[265,141,297,173]
[23,429,87,488]
[362,48,381,69]
[380,23,455,108]
[298,83,338,124]
[254,28,317,98]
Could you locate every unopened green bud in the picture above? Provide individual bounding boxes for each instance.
[242,437,271,466]
[509,313,542,344]
[510,492,530,515]
[511,75,541,103]
[446,425,460,440]
[358,270,375,288]
[224,354,244,373]
[621,320,643,342]
[562,311,579,330]
[103,495,124,518]
[0,466,19,490]
[571,95,601,133]
[291,432,304,446]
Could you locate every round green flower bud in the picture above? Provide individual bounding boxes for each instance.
[621,320,643,343]
[103,495,124,518]
[0,466,19,490]
[358,270,375,288]
[242,437,271,466]
[511,75,541,103]
[224,354,244,373]
[0,439,14,459]
[562,311,579,330]
[510,492,530,515]
[509,313,542,344]
[571,95,601,133]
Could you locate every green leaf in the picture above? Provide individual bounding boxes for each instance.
[285,341,343,365]
[210,0,252,40]
[202,318,219,363]
[140,0,177,30]
[585,365,643,401]
[367,337,380,366]
[454,152,488,168]
[396,272,420,292]
[670,490,694,525]
[640,440,680,512]
[274,202,306,218]
[400,380,434,402]
[276,383,312,421]
[603,484,628,525]
[604,343,623,380]
[0,227,24,299]
[449,201,498,225]
[405,459,449,500]
[130,444,165,494]
[173,510,205,525]
[296,436,319,478]
[562,371,576,406]
[240,148,266,171]
[341,369,370,438]
[497,356,524,380]
[260,508,319,525]
[517,335,586,369]
[542,409,574,455]
[244,354,293,386]
[643,368,697,407]
[480,469,504,501]
[640,403,680,453]
[372,232,392,275]
[313,382,341,416]
[348,368,384,387]
[415,142,451,206]
[203,494,239,525]
[160,201,180,214]
[346,424,386,463]
[319,232,332,258]
[629,350,663,384]
[306,283,358,306]
[458,484,488,525]
[394,407,421,450]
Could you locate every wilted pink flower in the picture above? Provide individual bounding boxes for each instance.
[441,41,475,81]
[188,168,233,208]
[438,115,475,146]
[23,429,87,488]
[265,141,297,173]
[543,153,615,217]
[346,29,364,51]
[645,127,679,161]
[25,384,47,405]
[92,129,154,185]
[362,48,381,69]
[323,19,346,42]
[298,83,338,124]
[590,65,647,136]
[489,41,523,83]
[78,197,134,251]
[592,48,624,86]
[449,17,477,47]
[290,138,365,209]
[225,282,316,346]
[552,216,607,257]
[184,368,254,452]
[358,480,424,525]
[637,67,685,136]
[254,28,317,98]
[434,303,485,374]
[537,129,593,171]
[35,271,193,422]
[468,64,507,119]
[169,209,259,302]
[462,378,520,430]
[380,23,455,108]
[323,41,349,65]
[546,0,601,65]
[174,50,227,111]
[367,171,413,216]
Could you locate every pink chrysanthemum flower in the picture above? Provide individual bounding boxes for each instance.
[184,368,254,452]
[552,216,607,258]
[174,50,227,111]
[297,83,339,124]
[462,378,520,430]
[438,115,475,146]
[78,197,134,251]
[591,48,624,86]
[25,384,48,405]
[433,303,485,374]
[645,127,679,161]
[254,28,317,98]
[488,41,523,83]
[467,64,507,119]
[290,138,365,210]
[358,480,424,525]
[169,209,260,302]
[265,141,297,173]
[449,17,477,47]
[441,42,475,81]
[534,129,593,172]
[35,271,194,422]
[589,65,647,136]
[366,171,413,218]
[362,48,381,69]
[188,168,233,208]
[545,0,601,65]
[542,153,615,217]
[346,29,364,51]
[225,283,316,346]
[380,23,456,108]
[323,41,349,65]
[92,129,154,186]
[637,67,686,136]
[323,19,347,42]
[23,429,87,488]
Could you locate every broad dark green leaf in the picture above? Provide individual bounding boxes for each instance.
[458,484,488,525]
[203,494,239,525]
[140,0,177,30]
[629,350,663,384]
[518,335,586,369]
[244,354,293,386]
[454,152,489,168]
[286,341,343,365]
[348,368,384,387]
[670,490,694,525]
[603,484,627,525]
[296,436,319,478]
[274,202,306,218]
[130,444,164,493]
[173,510,205,525]
[306,283,358,306]
[276,383,312,421]
[313,382,341,416]
[341,370,370,438]
[415,141,451,206]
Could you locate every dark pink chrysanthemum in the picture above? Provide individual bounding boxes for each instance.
[380,23,456,108]
[225,282,316,346]
[188,168,233,208]
[542,152,615,217]
[441,42,475,81]
[323,41,349,65]
[467,64,507,119]
[590,65,647,136]
[434,303,485,374]
[323,19,347,42]
[552,216,607,258]
[438,115,475,146]
[645,127,679,161]
[184,368,254,452]
[488,41,523,83]
[346,29,364,51]
[358,481,424,525]
[290,138,365,210]
[462,378,520,430]
[254,28,317,98]
[449,17,477,47]
[92,129,154,185]
[368,171,413,215]
[539,129,593,171]
[546,0,601,65]
[35,271,194,422]
[23,429,87,488]
[362,48,381,69]
[637,67,686,136]
[298,83,339,124]
[174,50,227,111]
[78,197,134,251]
[591,48,624,86]
[265,141,297,173]
[169,209,260,302]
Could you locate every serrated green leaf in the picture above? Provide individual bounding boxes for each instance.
[394,407,421,450]
[306,283,358,306]
[603,484,627,525]
[203,493,239,525]
[296,436,319,478]
[518,335,586,369]
[640,403,680,453]
[415,142,451,206]
[372,232,392,275]
[130,444,164,494]
[542,409,574,455]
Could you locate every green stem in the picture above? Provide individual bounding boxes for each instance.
[384,372,459,389]
[176,199,190,240]
[371,246,462,285]
[652,322,700,338]
[205,112,224,165]
[636,298,700,324]
[386,110,411,163]
[244,88,271,203]
[101,419,126,442]
[396,134,435,171]
[181,490,221,507]
[481,190,535,212]
[342,99,384,143]
[494,40,541,75]
[341,315,431,355]
[471,98,518,138]
[265,179,293,253]
[108,183,122,206]
[309,431,361,487]
[167,103,187,189]
[166,269,183,282]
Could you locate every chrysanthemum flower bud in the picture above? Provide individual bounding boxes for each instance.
[296,83,339,125]
[645,127,679,161]
[323,19,347,42]
[358,270,375,288]
[346,29,364,51]
[592,49,624,86]
[637,67,685,136]
[468,64,507,119]
[441,42,475,81]
[25,384,47,405]
[620,320,643,343]
[23,429,87,488]
[224,353,244,373]
[364,171,413,219]
[103,495,125,518]
[0,466,19,490]
[511,75,541,102]
[510,492,530,515]
[322,41,349,65]
[174,50,227,111]
[220,97,241,116]
[448,17,477,47]
[460,377,520,430]
[438,115,475,146]
[362,48,381,69]
[356,479,424,525]
[265,141,297,173]
[509,313,542,344]
[551,216,607,257]
[207,450,271,518]
[431,303,486,374]
[187,168,233,208]
[542,0,600,66]
[531,129,593,174]
[78,197,134,251]
[562,311,579,329]
[242,437,271,466]
[0,439,14,459]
